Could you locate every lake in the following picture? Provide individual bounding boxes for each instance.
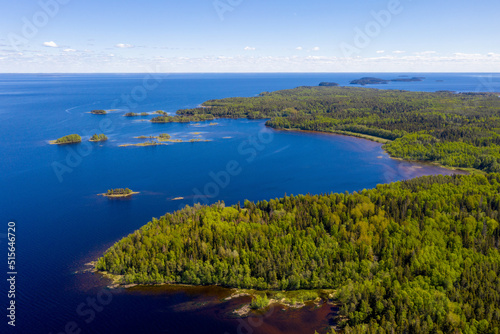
[0,73,499,333]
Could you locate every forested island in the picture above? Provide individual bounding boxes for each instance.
[89,133,108,142]
[350,77,425,85]
[151,114,215,123]
[91,109,107,115]
[51,134,82,145]
[97,173,500,333]
[176,86,500,173]
[100,188,139,198]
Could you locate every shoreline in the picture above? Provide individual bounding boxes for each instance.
[271,126,477,175]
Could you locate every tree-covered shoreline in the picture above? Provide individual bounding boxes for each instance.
[177,86,500,172]
[97,173,500,333]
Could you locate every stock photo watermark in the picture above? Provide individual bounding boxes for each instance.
[188,128,274,206]
[51,70,164,183]
[213,0,244,21]
[339,0,408,57]
[8,0,72,51]
[6,222,16,327]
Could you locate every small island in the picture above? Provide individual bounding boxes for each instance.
[318,82,339,87]
[119,140,167,147]
[91,109,107,115]
[89,134,108,142]
[154,110,168,115]
[350,77,389,85]
[124,112,139,117]
[351,77,425,85]
[51,134,82,145]
[99,188,139,198]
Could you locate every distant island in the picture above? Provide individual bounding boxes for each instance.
[89,134,108,142]
[119,141,167,147]
[318,82,339,87]
[350,77,425,85]
[91,109,107,115]
[151,114,215,123]
[124,112,152,117]
[50,134,82,145]
[99,188,139,198]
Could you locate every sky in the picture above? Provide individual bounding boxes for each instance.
[0,0,499,73]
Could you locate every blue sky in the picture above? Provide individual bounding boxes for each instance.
[1,0,499,72]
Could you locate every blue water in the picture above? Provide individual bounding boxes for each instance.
[0,73,499,334]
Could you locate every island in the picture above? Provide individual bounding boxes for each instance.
[350,77,389,85]
[350,77,425,85]
[318,82,339,87]
[124,112,139,117]
[99,188,139,198]
[96,86,500,333]
[89,133,108,142]
[151,114,215,123]
[119,141,167,147]
[154,110,168,115]
[91,109,107,115]
[50,134,82,145]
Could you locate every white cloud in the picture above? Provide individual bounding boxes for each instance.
[43,41,58,48]
[63,49,76,52]
[296,46,303,50]
[376,50,385,54]
[392,50,406,54]
[115,43,133,48]
[244,46,256,51]
[312,46,320,51]
[414,51,437,56]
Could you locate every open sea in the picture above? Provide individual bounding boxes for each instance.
[0,73,499,334]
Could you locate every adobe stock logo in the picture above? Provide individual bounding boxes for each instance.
[339,0,408,57]
[8,0,72,51]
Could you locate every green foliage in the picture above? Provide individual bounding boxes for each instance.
[106,188,133,195]
[90,133,108,142]
[140,112,149,116]
[91,109,107,114]
[124,112,138,117]
[177,86,500,171]
[97,174,500,333]
[151,114,215,123]
[250,294,269,309]
[158,133,171,139]
[55,134,81,144]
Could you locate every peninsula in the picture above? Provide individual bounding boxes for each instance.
[96,86,500,333]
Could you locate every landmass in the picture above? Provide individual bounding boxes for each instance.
[119,141,167,147]
[350,77,425,85]
[96,86,500,333]
[176,86,500,173]
[99,188,139,198]
[96,173,500,333]
[151,114,215,123]
[318,82,339,87]
[350,77,389,85]
[50,134,82,145]
[91,109,107,115]
[89,133,108,142]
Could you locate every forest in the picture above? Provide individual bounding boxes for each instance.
[97,174,500,333]
[54,134,81,144]
[176,86,500,172]
[150,114,215,123]
[90,133,108,142]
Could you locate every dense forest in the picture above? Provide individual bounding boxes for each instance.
[97,174,500,333]
[54,134,81,144]
[176,86,500,172]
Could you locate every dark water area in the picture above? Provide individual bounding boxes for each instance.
[0,73,499,334]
